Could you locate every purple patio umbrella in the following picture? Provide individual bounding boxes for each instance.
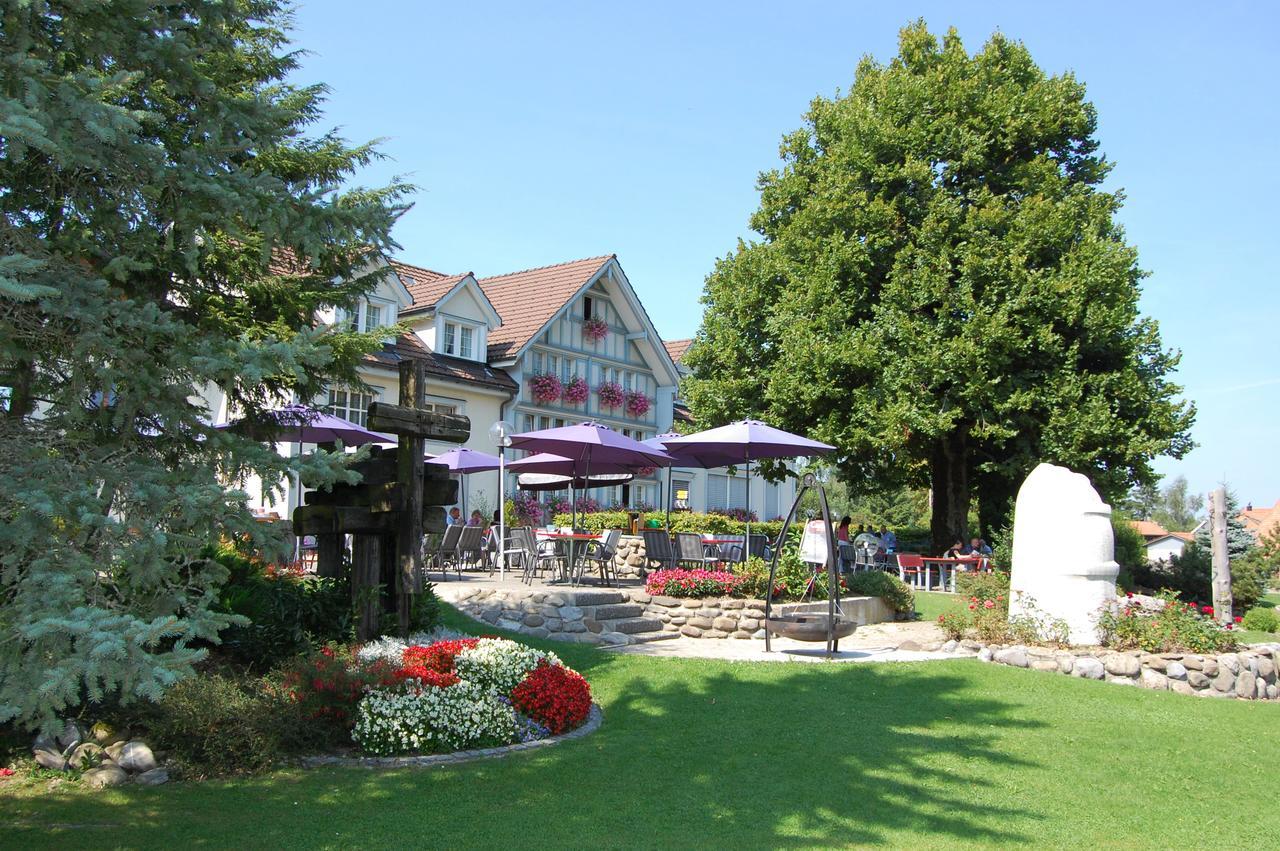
[661,420,835,551]
[643,432,744,531]
[507,450,651,532]
[427,447,502,521]
[508,423,673,565]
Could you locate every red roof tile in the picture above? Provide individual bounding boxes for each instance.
[477,256,614,360]
[664,338,692,363]
[388,259,458,309]
[364,333,517,393]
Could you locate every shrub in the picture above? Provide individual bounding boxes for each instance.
[844,571,915,614]
[552,510,785,541]
[511,661,592,735]
[955,570,1009,603]
[278,646,399,737]
[937,611,967,641]
[1132,541,1267,614]
[145,673,301,777]
[1097,592,1238,654]
[210,544,355,668]
[1241,607,1279,634]
[645,568,748,598]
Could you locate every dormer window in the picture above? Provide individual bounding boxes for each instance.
[443,320,481,360]
[364,302,382,332]
[343,298,390,333]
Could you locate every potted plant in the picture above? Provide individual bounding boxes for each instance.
[529,373,563,404]
[596,380,624,408]
[582,317,608,342]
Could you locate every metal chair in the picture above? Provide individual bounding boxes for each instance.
[431,525,464,580]
[675,532,720,569]
[512,528,562,585]
[455,525,485,572]
[641,528,677,572]
[575,529,621,586]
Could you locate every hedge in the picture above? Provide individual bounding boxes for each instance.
[550,510,785,541]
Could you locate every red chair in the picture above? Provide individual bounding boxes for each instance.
[895,553,929,590]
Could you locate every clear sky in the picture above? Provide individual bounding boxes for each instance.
[289,0,1278,507]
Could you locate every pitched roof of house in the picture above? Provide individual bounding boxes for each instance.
[388,260,457,309]
[1129,520,1170,539]
[364,333,517,393]
[1239,498,1280,540]
[476,255,614,360]
[664,338,692,364]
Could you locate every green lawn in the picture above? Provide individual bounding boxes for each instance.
[4,606,1280,849]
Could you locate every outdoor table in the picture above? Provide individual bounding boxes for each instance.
[920,556,989,592]
[701,537,743,563]
[536,532,601,582]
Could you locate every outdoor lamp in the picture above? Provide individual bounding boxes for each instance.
[489,421,512,579]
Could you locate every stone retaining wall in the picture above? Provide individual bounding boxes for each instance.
[612,535,650,578]
[636,592,896,639]
[954,639,1280,700]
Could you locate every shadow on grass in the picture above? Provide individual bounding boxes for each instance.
[6,608,1048,848]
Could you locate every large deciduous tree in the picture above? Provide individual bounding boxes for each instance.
[683,22,1194,551]
[0,1,410,729]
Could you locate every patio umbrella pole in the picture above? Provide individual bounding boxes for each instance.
[744,453,751,563]
[665,465,672,531]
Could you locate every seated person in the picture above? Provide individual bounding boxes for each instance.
[968,536,993,556]
[878,525,897,552]
[944,538,967,558]
[447,507,463,526]
[468,509,484,527]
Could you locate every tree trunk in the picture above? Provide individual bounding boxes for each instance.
[975,472,1016,541]
[1209,487,1232,624]
[929,429,969,554]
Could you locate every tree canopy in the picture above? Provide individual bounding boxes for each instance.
[0,0,410,729]
[683,22,1194,550]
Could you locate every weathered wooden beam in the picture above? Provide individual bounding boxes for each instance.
[397,360,428,631]
[315,533,343,579]
[368,401,470,443]
[293,503,451,536]
[351,534,381,642]
[307,478,457,511]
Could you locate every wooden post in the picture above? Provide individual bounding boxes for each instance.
[396,359,427,634]
[315,533,342,579]
[1210,487,1232,624]
[352,534,381,641]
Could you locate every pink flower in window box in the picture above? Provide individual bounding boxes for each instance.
[563,375,589,405]
[624,391,650,418]
[596,380,624,408]
[582,317,609,342]
[529,373,563,404]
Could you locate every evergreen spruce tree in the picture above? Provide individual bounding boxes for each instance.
[0,1,410,729]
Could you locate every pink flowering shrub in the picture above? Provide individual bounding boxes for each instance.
[529,373,563,404]
[645,568,745,598]
[563,375,589,404]
[513,492,544,526]
[624,391,650,418]
[596,381,624,408]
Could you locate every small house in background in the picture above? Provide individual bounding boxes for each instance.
[1238,498,1280,542]
[1128,519,1195,563]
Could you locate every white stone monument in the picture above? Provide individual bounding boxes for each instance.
[1009,463,1118,645]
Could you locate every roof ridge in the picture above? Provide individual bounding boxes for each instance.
[478,254,614,284]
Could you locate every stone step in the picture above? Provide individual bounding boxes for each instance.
[590,603,645,621]
[570,590,627,607]
[627,631,683,644]
[610,617,666,635]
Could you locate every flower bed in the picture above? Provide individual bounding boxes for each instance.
[285,634,593,758]
[645,568,746,598]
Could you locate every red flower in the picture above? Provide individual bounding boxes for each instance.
[1235,616,1243,624]
[511,661,592,735]
[968,604,976,611]
[1202,605,1213,615]
[1125,592,1134,599]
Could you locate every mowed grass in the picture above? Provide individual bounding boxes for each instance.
[3,605,1280,849]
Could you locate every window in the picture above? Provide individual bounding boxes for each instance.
[583,296,593,320]
[364,302,382,332]
[728,476,748,511]
[423,401,457,415]
[674,480,691,510]
[443,321,480,360]
[326,388,376,427]
[707,474,728,511]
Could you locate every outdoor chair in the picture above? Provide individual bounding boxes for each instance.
[676,532,720,569]
[895,553,928,590]
[641,528,677,572]
[512,528,562,585]
[455,526,485,572]
[575,529,621,586]
[718,534,745,562]
[432,525,464,580]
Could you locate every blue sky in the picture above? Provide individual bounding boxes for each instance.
[290,0,1278,508]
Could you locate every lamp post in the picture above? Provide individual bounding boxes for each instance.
[489,420,512,580]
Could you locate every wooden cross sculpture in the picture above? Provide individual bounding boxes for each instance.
[293,359,470,639]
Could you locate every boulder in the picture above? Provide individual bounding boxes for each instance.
[1102,653,1140,677]
[1181,655,1204,671]
[83,763,129,789]
[941,640,958,653]
[116,741,157,774]
[68,742,106,769]
[680,625,703,638]
[1170,680,1197,696]
[1165,661,1188,681]
[133,767,166,786]
[523,614,545,628]
[1056,654,1075,674]
[1212,669,1236,693]
[978,647,993,662]
[1073,657,1105,680]
[1031,660,1059,672]
[712,617,738,632]
[993,648,1029,668]
[1139,669,1169,691]
[1218,653,1241,675]
[1201,659,1219,677]
[689,617,714,630]
[90,722,124,745]
[1186,671,1211,689]
[1235,671,1257,700]
[1255,657,1276,682]
[34,748,68,771]
[56,721,84,752]
[558,605,584,621]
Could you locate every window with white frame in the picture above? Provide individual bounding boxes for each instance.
[326,387,377,427]
[706,474,728,511]
[442,320,480,360]
[423,401,457,415]
[342,299,388,333]
[728,476,748,511]
[364,302,382,332]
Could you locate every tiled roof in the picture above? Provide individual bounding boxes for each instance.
[1129,520,1170,539]
[664,338,692,364]
[364,333,517,393]
[388,260,458,310]
[477,255,614,360]
[1239,498,1280,540]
